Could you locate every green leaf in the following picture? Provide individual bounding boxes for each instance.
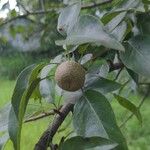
[63,0,81,5]
[142,0,150,4]
[73,90,128,150]
[59,136,117,150]
[0,103,11,132]
[10,9,17,18]
[8,65,41,150]
[111,21,127,41]
[115,0,143,12]
[39,64,57,103]
[102,11,131,42]
[85,77,121,94]
[87,60,107,74]
[56,15,125,51]
[101,11,124,25]
[105,12,126,32]
[137,13,150,35]
[0,133,9,150]
[80,53,93,65]
[126,68,138,83]
[57,1,81,35]
[120,35,150,77]
[114,94,142,124]
[62,90,82,104]
[29,63,47,99]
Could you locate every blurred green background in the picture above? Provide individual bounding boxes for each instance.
[0,77,150,150]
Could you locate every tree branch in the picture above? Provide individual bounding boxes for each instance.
[24,110,55,123]
[0,8,58,27]
[0,0,113,27]
[119,85,150,128]
[17,1,30,13]
[34,102,74,150]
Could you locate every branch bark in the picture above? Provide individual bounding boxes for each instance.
[24,110,55,123]
[34,102,74,150]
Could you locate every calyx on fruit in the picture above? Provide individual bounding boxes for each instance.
[55,61,86,91]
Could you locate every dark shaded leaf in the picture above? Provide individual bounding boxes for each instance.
[137,13,150,35]
[59,136,117,150]
[126,68,138,83]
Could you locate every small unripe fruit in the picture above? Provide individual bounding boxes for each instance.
[55,61,86,91]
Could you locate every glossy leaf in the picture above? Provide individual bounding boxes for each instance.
[120,35,150,77]
[80,53,93,65]
[85,77,121,94]
[56,15,125,51]
[98,63,110,78]
[73,90,128,150]
[57,1,81,35]
[59,136,117,150]
[114,94,142,124]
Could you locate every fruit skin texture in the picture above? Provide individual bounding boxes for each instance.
[55,61,86,91]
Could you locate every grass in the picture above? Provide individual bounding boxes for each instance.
[0,78,150,150]
[112,94,150,150]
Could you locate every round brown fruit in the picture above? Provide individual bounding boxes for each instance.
[55,61,86,91]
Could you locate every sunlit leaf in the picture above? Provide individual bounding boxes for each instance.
[0,133,9,150]
[56,15,125,51]
[114,94,142,124]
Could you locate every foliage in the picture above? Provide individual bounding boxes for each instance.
[0,0,150,150]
